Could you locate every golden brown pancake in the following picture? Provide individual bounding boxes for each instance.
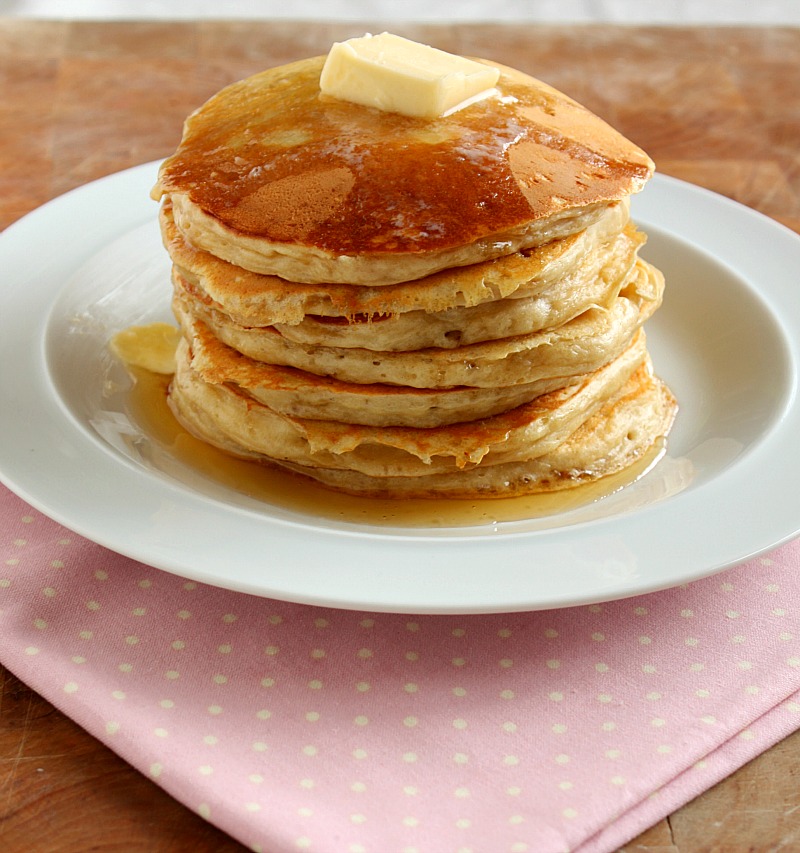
[160,200,630,326]
[180,313,585,427]
[168,329,650,477]
[144,40,676,504]
[171,256,663,389]
[168,334,676,498]
[275,367,677,498]
[161,202,644,351]
[152,56,653,285]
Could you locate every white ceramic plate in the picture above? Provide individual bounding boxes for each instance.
[1,162,799,613]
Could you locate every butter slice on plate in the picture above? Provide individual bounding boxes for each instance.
[320,32,500,119]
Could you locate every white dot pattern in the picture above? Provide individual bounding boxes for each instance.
[1,492,800,852]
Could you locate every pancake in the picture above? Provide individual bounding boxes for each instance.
[152,55,653,285]
[171,255,663,389]
[160,199,632,333]
[276,367,677,498]
[169,335,676,498]
[164,207,645,353]
[260,224,641,351]
[180,313,585,427]
[168,329,650,478]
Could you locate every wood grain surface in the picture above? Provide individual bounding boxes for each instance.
[1,18,799,853]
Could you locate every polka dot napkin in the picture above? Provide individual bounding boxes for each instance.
[2,483,800,853]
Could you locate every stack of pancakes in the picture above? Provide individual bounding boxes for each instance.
[151,49,677,499]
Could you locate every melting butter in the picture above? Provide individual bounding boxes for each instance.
[320,32,500,119]
[110,322,181,375]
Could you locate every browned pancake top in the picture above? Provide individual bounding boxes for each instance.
[156,55,653,256]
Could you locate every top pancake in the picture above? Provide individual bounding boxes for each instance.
[153,55,654,284]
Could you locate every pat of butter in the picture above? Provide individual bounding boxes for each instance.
[320,32,500,119]
[111,323,180,375]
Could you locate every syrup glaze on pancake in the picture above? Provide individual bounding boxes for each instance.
[153,56,653,266]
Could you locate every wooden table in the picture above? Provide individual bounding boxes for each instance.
[1,19,799,852]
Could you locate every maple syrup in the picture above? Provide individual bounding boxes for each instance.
[111,325,663,529]
[155,55,648,256]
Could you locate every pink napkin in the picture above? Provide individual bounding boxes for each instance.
[3,482,800,853]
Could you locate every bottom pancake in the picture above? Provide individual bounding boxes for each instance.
[167,335,676,498]
[279,369,677,498]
